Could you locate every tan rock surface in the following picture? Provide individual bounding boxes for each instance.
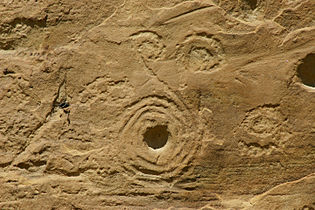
[0,0,314,209]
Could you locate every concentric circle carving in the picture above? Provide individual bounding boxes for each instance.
[117,94,202,183]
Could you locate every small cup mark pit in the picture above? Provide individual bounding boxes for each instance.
[143,125,169,150]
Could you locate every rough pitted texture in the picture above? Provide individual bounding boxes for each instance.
[0,0,314,209]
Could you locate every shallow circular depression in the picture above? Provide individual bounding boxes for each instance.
[143,125,170,149]
[297,53,315,88]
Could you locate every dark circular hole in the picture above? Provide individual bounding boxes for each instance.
[246,0,257,10]
[240,0,257,10]
[143,125,169,149]
[297,53,315,87]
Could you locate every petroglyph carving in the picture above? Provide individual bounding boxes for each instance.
[241,106,284,138]
[176,33,224,72]
[131,31,165,61]
[238,105,291,157]
[1,0,314,208]
[117,94,202,184]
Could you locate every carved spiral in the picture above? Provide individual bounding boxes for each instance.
[118,93,202,183]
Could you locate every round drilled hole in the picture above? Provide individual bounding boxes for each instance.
[143,125,169,150]
[297,53,315,87]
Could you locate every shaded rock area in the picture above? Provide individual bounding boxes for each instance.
[0,0,314,209]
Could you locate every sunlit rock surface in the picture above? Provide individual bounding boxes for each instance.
[0,0,314,209]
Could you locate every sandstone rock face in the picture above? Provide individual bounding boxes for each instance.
[0,0,314,209]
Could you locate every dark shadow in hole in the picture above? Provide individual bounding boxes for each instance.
[297,53,315,87]
[244,0,257,10]
[143,125,169,149]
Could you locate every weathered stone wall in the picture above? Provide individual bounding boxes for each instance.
[0,0,314,209]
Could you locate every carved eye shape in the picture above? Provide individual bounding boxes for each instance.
[131,31,165,61]
[176,34,224,72]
